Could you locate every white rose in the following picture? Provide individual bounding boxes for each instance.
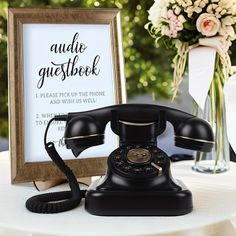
[219,0,234,9]
[222,16,235,25]
[161,7,168,19]
[148,0,169,27]
[148,2,161,27]
[196,13,221,36]
[220,25,235,38]
[226,26,235,37]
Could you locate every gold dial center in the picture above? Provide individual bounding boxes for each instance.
[127,148,151,164]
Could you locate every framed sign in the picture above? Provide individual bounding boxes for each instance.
[8,8,126,183]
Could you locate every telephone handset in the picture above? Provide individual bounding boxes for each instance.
[26,104,214,216]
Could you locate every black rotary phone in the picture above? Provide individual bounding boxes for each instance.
[26,104,214,216]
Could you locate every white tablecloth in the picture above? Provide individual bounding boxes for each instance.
[1,151,236,236]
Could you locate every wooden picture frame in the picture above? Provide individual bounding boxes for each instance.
[8,8,126,183]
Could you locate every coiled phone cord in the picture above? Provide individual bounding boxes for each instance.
[26,117,86,213]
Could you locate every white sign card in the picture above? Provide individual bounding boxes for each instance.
[23,24,119,162]
[9,8,125,182]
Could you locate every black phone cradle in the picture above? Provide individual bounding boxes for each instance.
[86,179,192,216]
[85,144,193,216]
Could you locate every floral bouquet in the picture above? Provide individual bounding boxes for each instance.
[146,0,236,173]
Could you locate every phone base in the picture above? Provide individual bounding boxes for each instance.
[85,179,193,216]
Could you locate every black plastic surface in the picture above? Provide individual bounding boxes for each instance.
[175,136,214,152]
[85,179,193,216]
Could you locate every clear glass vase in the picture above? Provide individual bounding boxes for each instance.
[192,94,230,174]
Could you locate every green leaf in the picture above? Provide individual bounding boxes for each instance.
[183,22,196,30]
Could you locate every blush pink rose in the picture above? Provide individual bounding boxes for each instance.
[196,13,221,37]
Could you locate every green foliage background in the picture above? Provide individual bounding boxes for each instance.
[0,0,175,138]
[1,0,236,138]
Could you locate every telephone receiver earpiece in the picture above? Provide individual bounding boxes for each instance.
[63,104,214,156]
[64,116,104,157]
[174,117,214,152]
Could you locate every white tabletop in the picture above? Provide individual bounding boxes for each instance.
[1,151,236,236]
